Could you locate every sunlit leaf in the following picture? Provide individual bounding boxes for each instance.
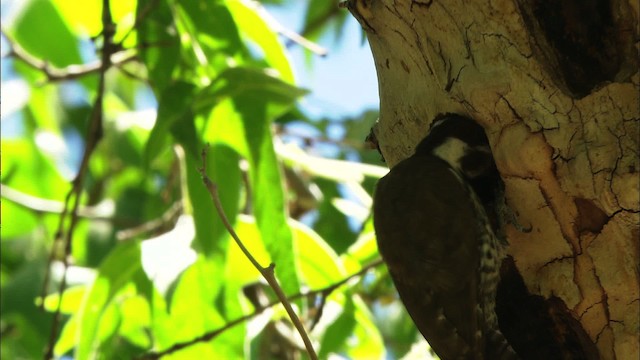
[150,256,246,358]
[184,145,241,257]
[226,215,346,288]
[75,241,141,360]
[2,139,69,199]
[195,67,307,295]
[0,0,405,357]
[118,294,151,348]
[43,285,87,314]
[53,0,101,35]
[1,138,69,238]
[173,0,243,80]
[54,0,137,45]
[168,257,226,341]
[226,215,271,286]
[230,69,305,297]
[227,0,294,83]
[26,85,61,133]
[318,296,356,357]
[9,0,82,68]
[291,219,345,287]
[54,313,78,356]
[341,218,379,275]
[348,296,386,359]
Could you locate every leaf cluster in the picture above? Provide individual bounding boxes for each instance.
[1,0,425,359]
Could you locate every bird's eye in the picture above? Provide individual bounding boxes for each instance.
[460,149,495,179]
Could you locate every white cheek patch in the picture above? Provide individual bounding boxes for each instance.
[432,137,469,173]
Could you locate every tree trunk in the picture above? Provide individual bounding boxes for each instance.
[347,0,639,359]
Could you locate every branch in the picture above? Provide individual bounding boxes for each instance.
[42,2,117,359]
[116,202,183,241]
[1,28,136,83]
[277,27,328,57]
[0,184,110,219]
[139,258,384,359]
[1,183,184,239]
[197,146,318,359]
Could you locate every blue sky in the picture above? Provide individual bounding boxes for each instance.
[267,3,379,119]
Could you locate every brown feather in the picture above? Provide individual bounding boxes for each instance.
[374,154,482,359]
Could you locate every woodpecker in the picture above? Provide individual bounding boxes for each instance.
[373,114,519,359]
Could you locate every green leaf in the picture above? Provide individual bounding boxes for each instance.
[52,0,137,42]
[230,68,306,296]
[1,138,69,199]
[144,81,197,164]
[95,301,121,349]
[225,215,345,288]
[137,0,180,92]
[10,0,82,68]
[227,0,294,83]
[173,0,243,80]
[54,313,78,356]
[171,109,201,160]
[176,0,242,57]
[184,145,241,257]
[196,67,308,112]
[1,138,69,238]
[319,297,356,358]
[117,294,151,348]
[243,114,300,295]
[25,85,62,133]
[52,0,101,36]
[149,256,245,358]
[291,219,345,288]
[43,285,88,314]
[0,198,39,239]
[203,98,249,154]
[168,257,225,339]
[348,296,386,358]
[225,215,271,286]
[195,67,307,295]
[74,241,141,360]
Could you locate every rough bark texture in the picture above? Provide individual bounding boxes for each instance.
[347,0,639,359]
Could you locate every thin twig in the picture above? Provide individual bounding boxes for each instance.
[116,202,183,241]
[240,1,328,57]
[197,146,318,360]
[42,1,116,359]
[139,259,384,359]
[278,27,328,57]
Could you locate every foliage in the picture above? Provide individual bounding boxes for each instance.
[1,0,426,359]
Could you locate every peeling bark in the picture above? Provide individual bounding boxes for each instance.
[347,0,639,359]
